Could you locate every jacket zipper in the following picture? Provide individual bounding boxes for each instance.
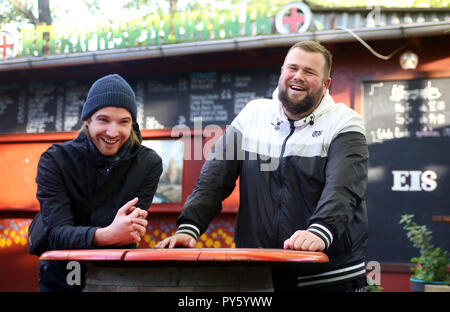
[274,121,296,246]
[280,121,296,158]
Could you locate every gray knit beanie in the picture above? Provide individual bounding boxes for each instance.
[81,74,137,122]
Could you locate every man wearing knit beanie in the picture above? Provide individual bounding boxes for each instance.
[81,74,137,123]
[81,74,140,156]
[33,74,162,291]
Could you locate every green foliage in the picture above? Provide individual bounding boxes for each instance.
[82,0,101,14]
[2,0,449,31]
[0,1,36,29]
[364,279,384,292]
[400,214,450,283]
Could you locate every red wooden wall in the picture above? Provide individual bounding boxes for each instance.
[0,130,238,291]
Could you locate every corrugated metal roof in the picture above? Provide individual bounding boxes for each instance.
[310,7,450,30]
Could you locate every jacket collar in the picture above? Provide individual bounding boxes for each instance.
[271,87,335,128]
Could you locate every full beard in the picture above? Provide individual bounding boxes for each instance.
[278,85,323,118]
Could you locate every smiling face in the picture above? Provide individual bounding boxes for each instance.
[278,47,331,120]
[85,106,133,156]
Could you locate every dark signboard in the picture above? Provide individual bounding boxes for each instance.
[0,68,279,134]
[363,77,450,263]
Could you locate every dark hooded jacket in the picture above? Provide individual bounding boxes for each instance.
[36,128,162,291]
[176,89,369,290]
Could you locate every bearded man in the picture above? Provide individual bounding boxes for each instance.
[157,41,369,292]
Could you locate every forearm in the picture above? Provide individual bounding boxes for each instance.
[309,131,368,241]
[47,224,99,250]
[92,226,112,246]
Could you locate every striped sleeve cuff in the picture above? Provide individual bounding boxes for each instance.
[176,223,201,240]
[307,223,334,250]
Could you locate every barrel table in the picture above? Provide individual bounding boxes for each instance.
[40,248,329,292]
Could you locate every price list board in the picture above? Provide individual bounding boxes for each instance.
[136,68,278,130]
[0,83,26,133]
[362,77,450,263]
[0,80,92,134]
[0,68,279,135]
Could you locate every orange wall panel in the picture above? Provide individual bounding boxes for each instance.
[0,142,53,211]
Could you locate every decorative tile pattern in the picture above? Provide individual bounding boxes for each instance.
[0,217,235,249]
[0,219,29,248]
[138,217,235,249]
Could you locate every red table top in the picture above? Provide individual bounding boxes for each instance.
[40,248,329,263]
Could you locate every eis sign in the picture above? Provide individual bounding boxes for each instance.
[392,170,437,192]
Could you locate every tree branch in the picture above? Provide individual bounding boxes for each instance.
[7,0,40,25]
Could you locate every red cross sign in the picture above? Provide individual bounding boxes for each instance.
[0,31,17,59]
[275,2,312,34]
[283,8,306,33]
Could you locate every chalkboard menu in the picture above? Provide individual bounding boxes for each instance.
[0,80,91,134]
[363,77,450,263]
[0,83,26,133]
[0,68,279,134]
[134,68,278,129]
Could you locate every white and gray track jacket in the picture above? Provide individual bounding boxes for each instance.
[177,88,369,287]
